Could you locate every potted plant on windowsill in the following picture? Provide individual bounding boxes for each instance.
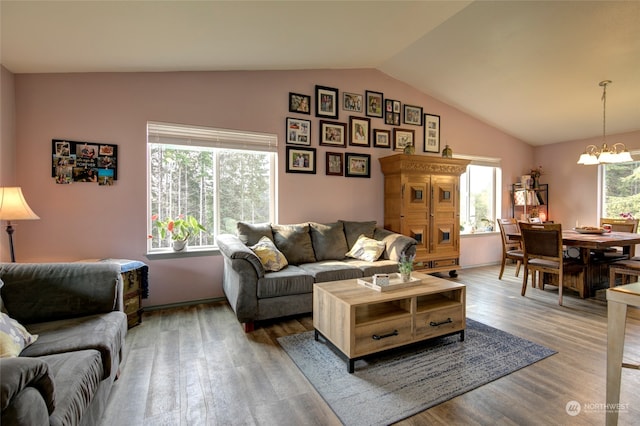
[152,214,206,251]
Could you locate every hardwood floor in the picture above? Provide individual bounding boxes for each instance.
[100,265,640,425]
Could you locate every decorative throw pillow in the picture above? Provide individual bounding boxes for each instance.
[309,222,349,261]
[340,220,377,249]
[272,223,317,265]
[250,236,289,272]
[345,234,386,262]
[0,312,38,358]
[237,222,273,246]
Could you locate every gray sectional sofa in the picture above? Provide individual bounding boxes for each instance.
[216,220,417,332]
[0,263,127,426]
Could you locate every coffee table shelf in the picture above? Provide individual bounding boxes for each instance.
[313,272,466,373]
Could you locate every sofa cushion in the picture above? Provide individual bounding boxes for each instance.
[309,222,349,261]
[237,222,273,246]
[41,350,103,426]
[0,313,38,358]
[298,261,364,283]
[272,224,316,265]
[21,312,126,380]
[340,220,376,249]
[343,259,401,277]
[257,266,314,299]
[250,236,288,272]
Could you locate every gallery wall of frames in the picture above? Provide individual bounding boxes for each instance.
[285,85,440,178]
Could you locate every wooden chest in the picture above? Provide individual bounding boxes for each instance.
[122,268,143,328]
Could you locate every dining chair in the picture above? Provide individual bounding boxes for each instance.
[497,218,523,280]
[597,218,640,259]
[520,222,585,306]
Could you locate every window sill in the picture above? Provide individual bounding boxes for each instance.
[145,247,220,260]
[460,231,500,238]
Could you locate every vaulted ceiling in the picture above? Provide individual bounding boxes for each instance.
[2,1,639,146]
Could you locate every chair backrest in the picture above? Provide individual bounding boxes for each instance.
[600,218,639,233]
[497,218,521,251]
[519,222,563,262]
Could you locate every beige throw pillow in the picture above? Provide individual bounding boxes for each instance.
[345,234,385,262]
[250,236,289,272]
[0,312,38,358]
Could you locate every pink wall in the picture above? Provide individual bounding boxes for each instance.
[8,69,534,306]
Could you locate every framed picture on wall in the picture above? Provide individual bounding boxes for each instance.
[326,152,344,176]
[349,116,371,147]
[315,85,339,119]
[384,99,400,125]
[286,146,316,174]
[423,113,440,153]
[373,129,391,148]
[345,153,371,178]
[342,92,363,113]
[393,128,415,151]
[288,92,311,115]
[403,105,423,126]
[365,90,383,118]
[286,117,311,145]
[319,120,347,147]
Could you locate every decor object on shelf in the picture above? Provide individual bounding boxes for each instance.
[398,252,415,282]
[152,214,206,251]
[577,80,633,165]
[0,187,40,262]
[442,144,453,158]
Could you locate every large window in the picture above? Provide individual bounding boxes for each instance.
[147,122,277,252]
[601,158,640,219]
[459,161,501,234]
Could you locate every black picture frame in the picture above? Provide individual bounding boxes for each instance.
[393,128,415,152]
[423,113,441,153]
[373,129,391,148]
[384,99,400,125]
[349,116,371,147]
[315,85,339,119]
[288,92,311,115]
[52,139,118,185]
[342,92,363,113]
[345,153,371,178]
[365,90,383,118]
[286,146,316,174]
[286,117,311,145]
[326,152,344,176]
[319,120,347,147]
[404,104,423,126]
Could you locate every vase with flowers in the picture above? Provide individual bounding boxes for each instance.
[398,253,416,282]
[151,214,206,251]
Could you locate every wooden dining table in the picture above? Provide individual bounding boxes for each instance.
[506,228,640,297]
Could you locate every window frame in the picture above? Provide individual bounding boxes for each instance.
[146,122,277,255]
[599,151,640,221]
[458,156,502,236]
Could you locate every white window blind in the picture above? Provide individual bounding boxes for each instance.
[147,121,278,152]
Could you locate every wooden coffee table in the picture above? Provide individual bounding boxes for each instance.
[313,272,466,373]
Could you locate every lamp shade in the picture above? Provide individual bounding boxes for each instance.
[0,187,40,221]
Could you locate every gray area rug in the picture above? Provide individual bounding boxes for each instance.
[277,318,556,426]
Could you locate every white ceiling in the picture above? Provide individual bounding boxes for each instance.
[2,0,639,146]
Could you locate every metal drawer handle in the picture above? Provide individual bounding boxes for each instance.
[372,330,399,340]
[430,318,453,327]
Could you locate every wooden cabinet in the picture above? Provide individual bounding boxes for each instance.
[379,154,470,277]
[122,268,144,328]
[511,183,548,221]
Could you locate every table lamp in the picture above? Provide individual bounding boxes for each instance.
[0,187,40,262]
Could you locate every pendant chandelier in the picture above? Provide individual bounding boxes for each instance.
[577,80,632,165]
